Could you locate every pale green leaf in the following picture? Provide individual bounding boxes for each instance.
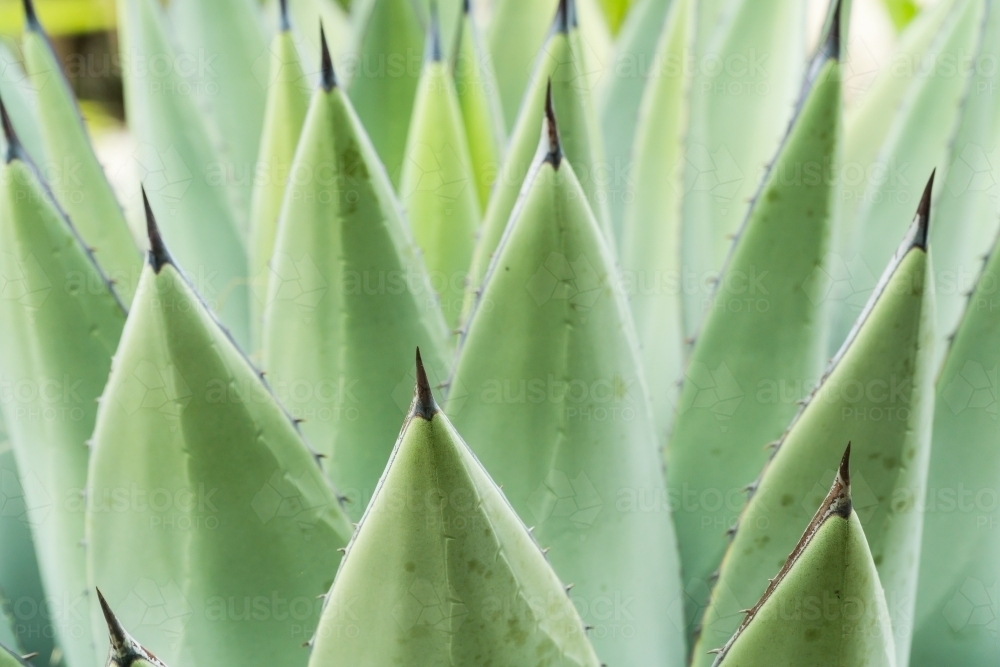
[464,9,614,323]
[666,20,843,629]
[448,112,686,667]
[912,210,1000,664]
[831,0,983,353]
[400,49,481,331]
[261,70,451,520]
[117,0,251,347]
[451,1,505,211]
[0,126,127,667]
[714,454,896,667]
[248,15,311,356]
[22,9,142,303]
[620,0,692,445]
[168,0,268,221]
[679,0,808,334]
[307,359,601,667]
[87,215,353,667]
[347,0,424,186]
[693,197,936,667]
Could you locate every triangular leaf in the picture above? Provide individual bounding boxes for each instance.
[307,354,601,667]
[261,57,451,520]
[449,108,686,667]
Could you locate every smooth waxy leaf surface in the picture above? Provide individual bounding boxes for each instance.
[307,360,601,667]
[117,0,250,347]
[713,454,896,667]
[620,0,692,445]
[400,53,481,331]
[168,0,268,218]
[249,15,311,354]
[693,204,936,667]
[87,234,353,667]
[452,2,505,211]
[831,0,983,351]
[667,23,843,625]
[22,9,141,303]
[0,128,126,667]
[913,223,1000,665]
[465,9,613,322]
[449,119,685,667]
[262,73,450,520]
[348,0,424,185]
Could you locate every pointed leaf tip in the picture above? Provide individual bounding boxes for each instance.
[97,588,168,667]
[278,0,290,31]
[142,188,172,273]
[96,588,130,658]
[913,170,935,250]
[319,22,337,91]
[462,0,471,14]
[413,348,439,419]
[21,0,39,30]
[0,93,22,163]
[823,0,843,62]
[426,1,443,61]
[543,81,562,168]
[554,0,576,33]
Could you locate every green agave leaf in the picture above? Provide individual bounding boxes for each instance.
[87,200,353,667]
[678,0,809,334]
[620,0,692,445]
[713,448,896,667]
[485,0,558,132]
[261,41,450,520]
[928,0,1000,362]
[666,6,843,625]
[831,0,983,351]
[575,0,613,95]
[911,214,1000,664]
[451,0,505,211]
[96,590,171,667]
[21,0,142,304]
[692,184,936,667]
[249,2,312,355]
[0,642,32,667]
[0,442,55,664]
[465,0,614,322]
[117,0,251,348]
[347,0,425,186]
[0,102,128,667]
[168,0,268,218]
[447,103,686,667]
[400,17,481,331]
[0,44,45,170]
[597,0,671,229]
[307,354,601,667]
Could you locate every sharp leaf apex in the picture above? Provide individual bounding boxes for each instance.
[0,92,23,163]
[824,0,843,61]
[839,443,851,487]
[319,22,337,91]
[142,188,172,273]
[543,80,563,168]
[914,170,934,250]
[426,1,443,61]
[278,0,291,31]
[462,0,471,14]
[554,0,576,33]
[413,348,439,419]
[21,0,40,29]
[96,588,130,656]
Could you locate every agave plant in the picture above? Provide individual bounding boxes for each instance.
[0,0,998,666]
